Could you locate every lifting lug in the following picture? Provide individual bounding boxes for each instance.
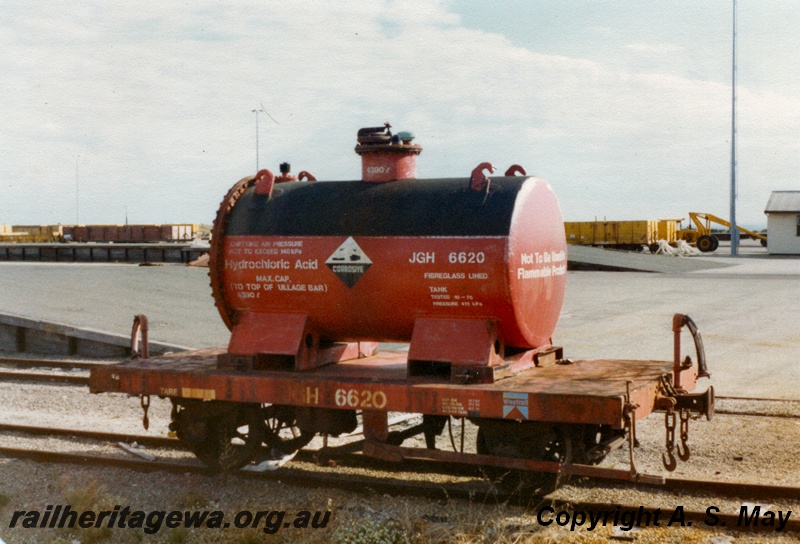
[298,170,317,182]
[254,169,276,197]
[469,162,495,194]
[504,164,526,176]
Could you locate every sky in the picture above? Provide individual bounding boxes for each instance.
[2,1,799,227]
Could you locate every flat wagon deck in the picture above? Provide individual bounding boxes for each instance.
[90,348,672,429]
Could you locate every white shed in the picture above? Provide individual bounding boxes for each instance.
[764,191,800,255]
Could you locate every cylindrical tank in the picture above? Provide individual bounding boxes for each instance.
[212,173,567,349]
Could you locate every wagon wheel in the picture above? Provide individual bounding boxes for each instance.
[209,404,267,470]
[173,401,265,471]
[575,424,624,465]
[261,405,315,456]
[475,420,573,494]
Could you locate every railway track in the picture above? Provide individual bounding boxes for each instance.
[0,356,111,386]
[715,395,800,419]
[0,356,113,371]
[0,370,89,386]
[0,442,797,534]
[0,423,177,448]
[1,422,799,520]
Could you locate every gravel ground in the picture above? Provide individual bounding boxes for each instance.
[2,380,800,543]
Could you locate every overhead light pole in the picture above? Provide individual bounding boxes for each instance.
[75,155,80,224]
[252,108,264,172]
[730,0,739,256]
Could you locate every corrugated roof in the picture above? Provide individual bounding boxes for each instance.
[764,191,800,213]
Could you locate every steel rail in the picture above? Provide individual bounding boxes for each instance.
[661,477,800,501]
[0,371,89,386]
[717,395,800,403]
[715,395,800,419]
[0,445,797,533]
[715,409,800,419]
[0,356,111,371]
[2,424,800,504]
[0,423,176,448]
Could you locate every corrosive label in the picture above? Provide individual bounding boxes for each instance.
[325,237,372,287]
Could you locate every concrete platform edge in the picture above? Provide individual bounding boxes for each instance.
[0,312,192,358]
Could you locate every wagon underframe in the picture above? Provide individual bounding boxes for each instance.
[89,346,710,484]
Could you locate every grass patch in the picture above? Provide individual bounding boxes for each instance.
[332,517,410,544]
[57,476,115,543]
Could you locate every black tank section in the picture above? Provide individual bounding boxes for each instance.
[226,176,529,237]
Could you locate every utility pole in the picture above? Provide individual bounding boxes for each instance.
[75,155,80,224]
[730,0,739,256]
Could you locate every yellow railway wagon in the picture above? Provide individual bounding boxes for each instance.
[0,224,28,242]
[1,225,61,243]
[11,225,64,243]
[657,219,682,245]
[565,220,659,251]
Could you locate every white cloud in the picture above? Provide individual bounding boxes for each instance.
[625,42,684,54]
[1,1,797,226]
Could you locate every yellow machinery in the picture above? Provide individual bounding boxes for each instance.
[678,212,767,252]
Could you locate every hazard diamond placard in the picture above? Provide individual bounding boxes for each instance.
[326,237,372,288]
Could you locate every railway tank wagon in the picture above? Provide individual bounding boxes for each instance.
[90,124,713,484]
